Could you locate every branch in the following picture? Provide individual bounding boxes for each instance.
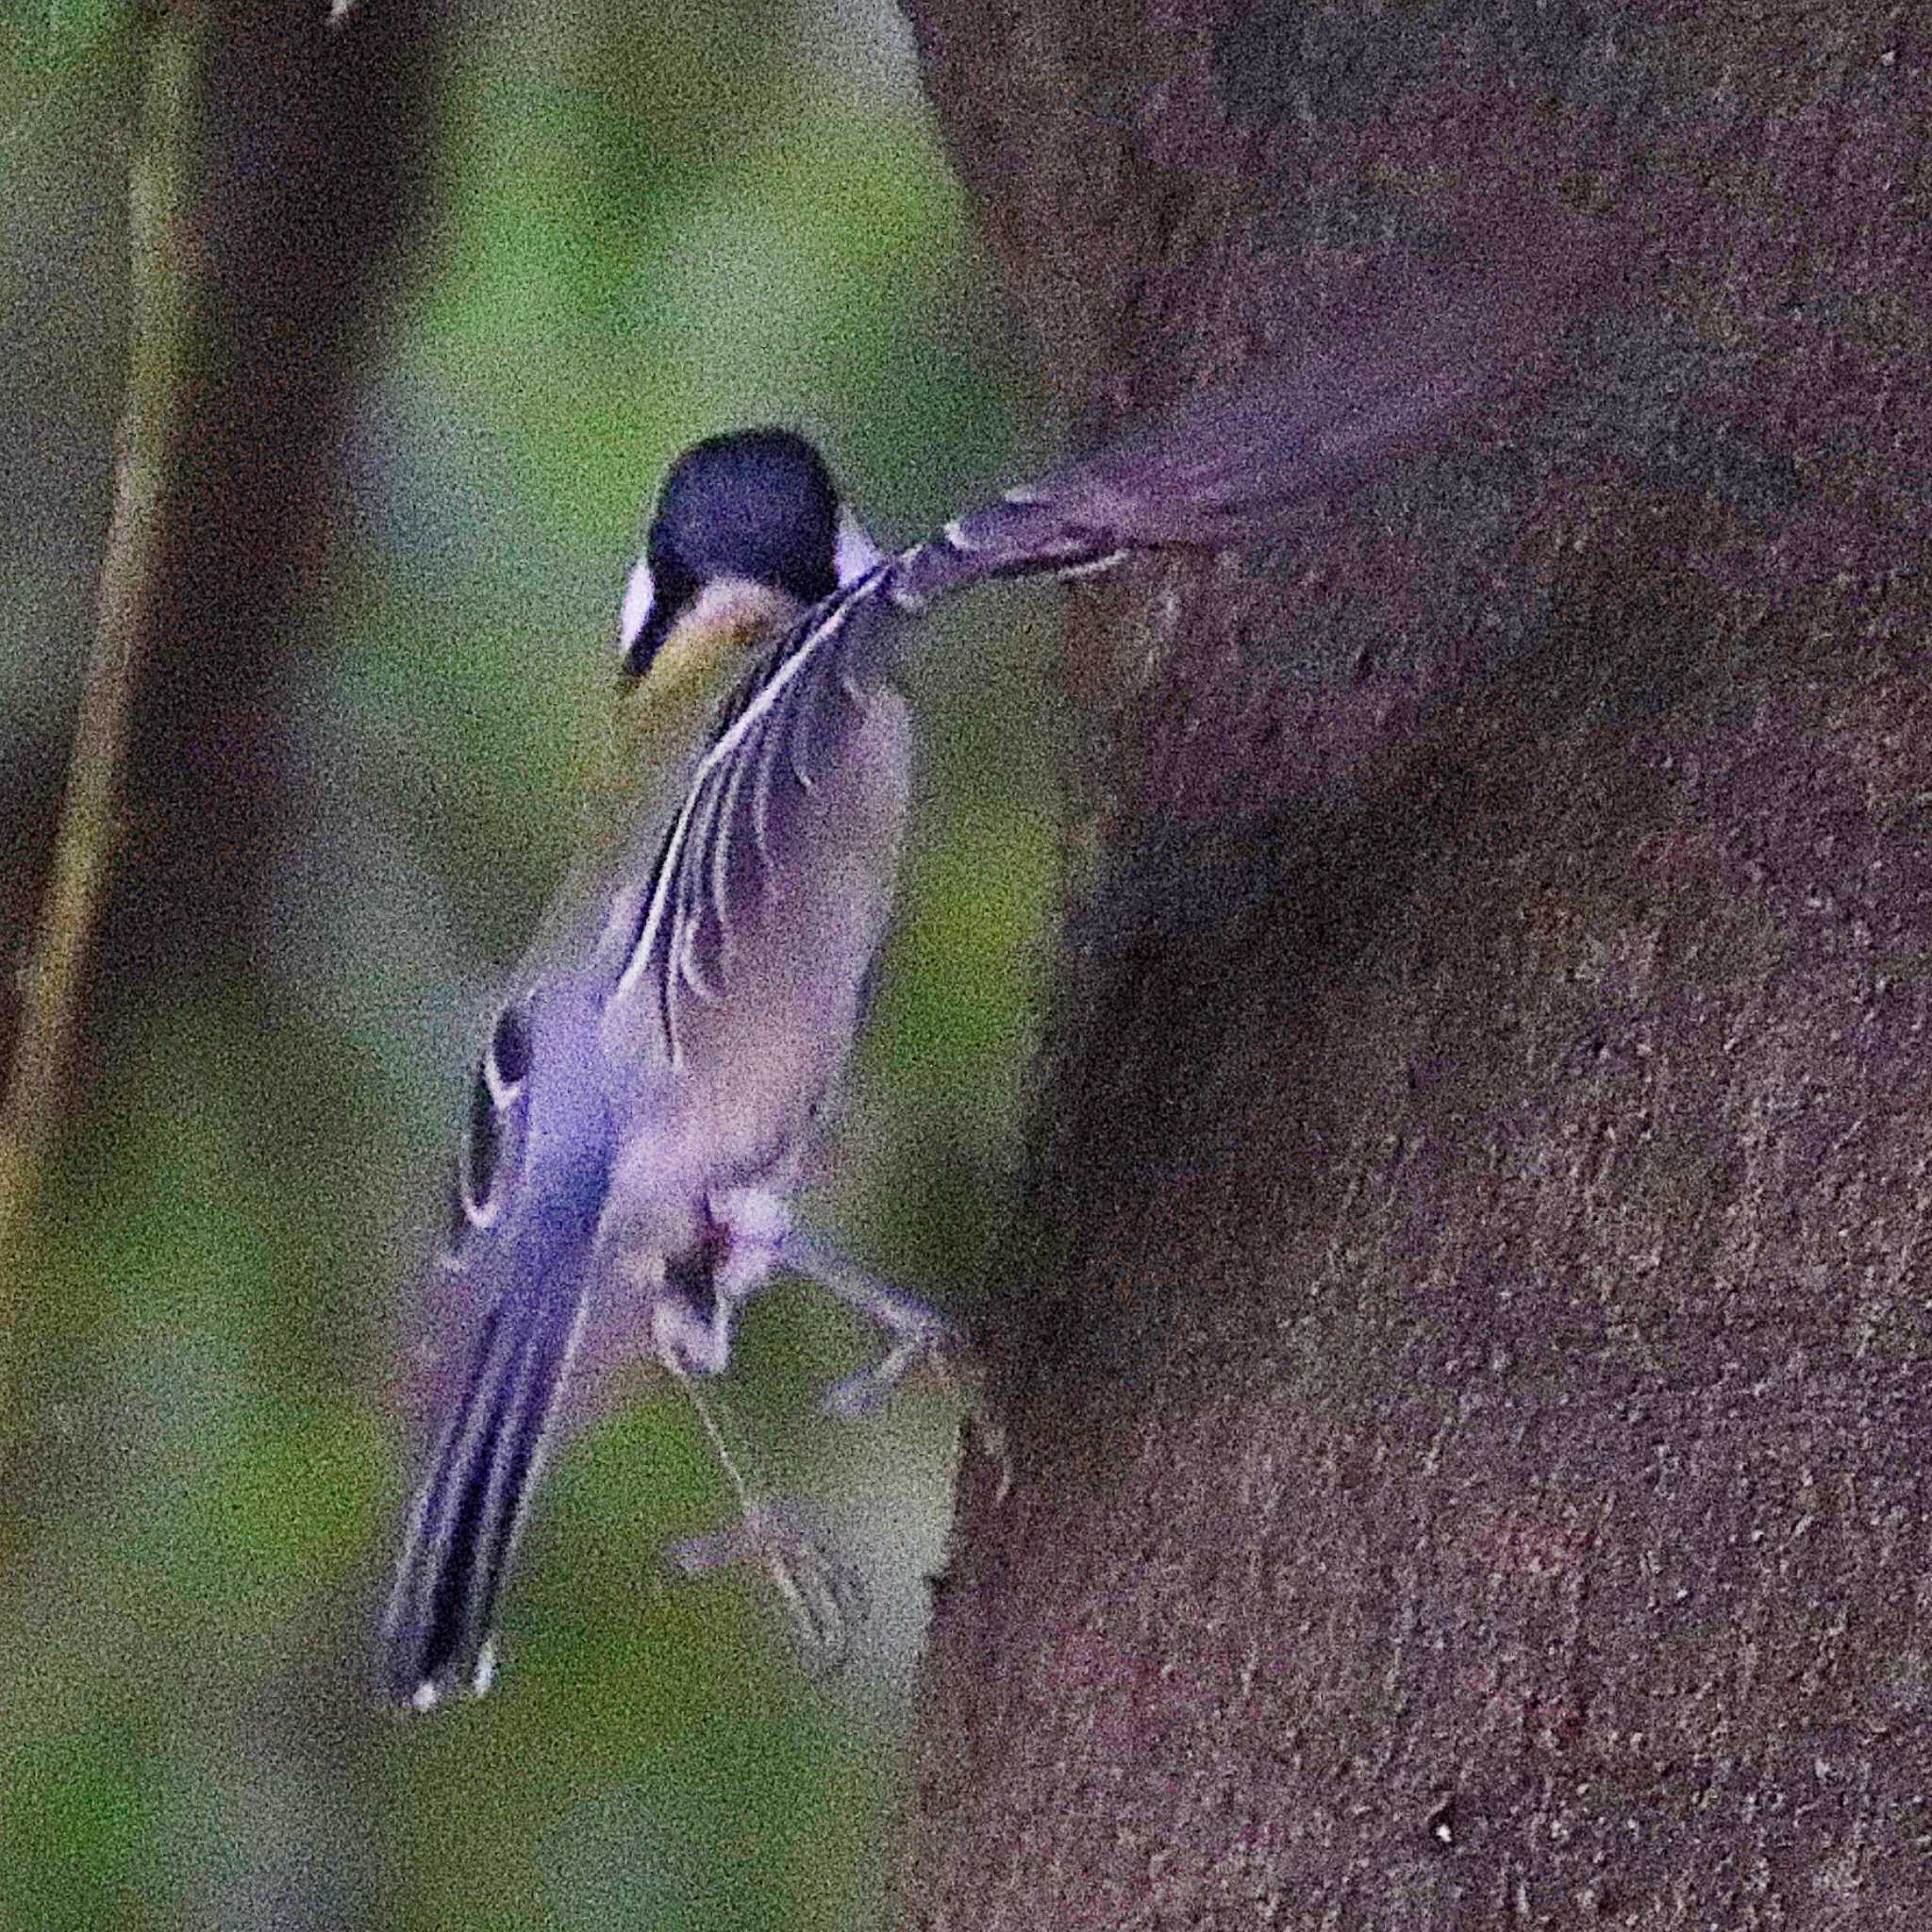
[0,16,191,1421]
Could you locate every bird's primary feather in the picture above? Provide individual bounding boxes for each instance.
[382,208,1610,1708]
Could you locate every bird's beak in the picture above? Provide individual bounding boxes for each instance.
[834,504,886,587]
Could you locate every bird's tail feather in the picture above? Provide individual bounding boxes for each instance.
[381,1267,590,1711]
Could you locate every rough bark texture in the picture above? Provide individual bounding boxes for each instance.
[898,2,1932,1924]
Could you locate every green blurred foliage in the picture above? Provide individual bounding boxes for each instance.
[1,4,1059,1926]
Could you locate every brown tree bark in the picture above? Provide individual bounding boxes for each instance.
[898,2,1932,1922]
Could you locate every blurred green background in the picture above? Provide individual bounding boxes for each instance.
[1,4,1058,1926]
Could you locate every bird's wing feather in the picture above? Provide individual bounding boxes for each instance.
[892,222,1604,602]
[610,570,905,1062]
[612,210,1610,1059]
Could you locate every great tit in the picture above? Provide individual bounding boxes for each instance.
[380,234,1593,1709]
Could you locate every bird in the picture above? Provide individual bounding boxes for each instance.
[379,224,1603,1711]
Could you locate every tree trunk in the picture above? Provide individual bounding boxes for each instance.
[99,2,439,1009]
[897,2,1932,1921]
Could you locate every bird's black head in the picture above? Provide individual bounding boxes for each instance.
[619,428,877,680]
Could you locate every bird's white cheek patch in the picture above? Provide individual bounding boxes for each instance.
[618,556,657,658]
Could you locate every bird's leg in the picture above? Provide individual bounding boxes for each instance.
[661,1198,974,1661]
[775,1227,970,1418]
[701,1189,966,1415]
[660,1353,870,1671]
[638,1210,869,1668]
[779,1230,1009,1507]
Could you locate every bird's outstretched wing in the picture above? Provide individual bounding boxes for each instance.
[891,224,1600,602]
[616,220,1605,1052]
